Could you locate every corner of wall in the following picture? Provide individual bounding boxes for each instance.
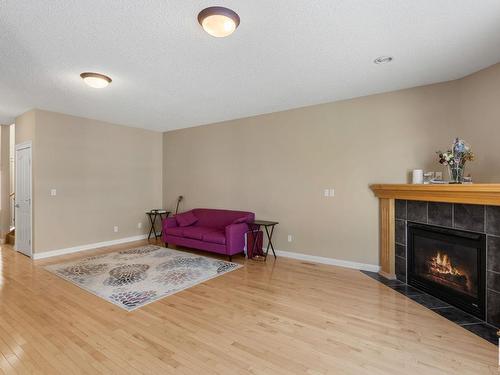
[162,131,168,210]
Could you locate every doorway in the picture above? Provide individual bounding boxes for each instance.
[15,142,32,257]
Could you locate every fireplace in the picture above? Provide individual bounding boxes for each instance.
[407,222,486,319]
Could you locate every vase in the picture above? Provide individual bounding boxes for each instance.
[448,164,465,184]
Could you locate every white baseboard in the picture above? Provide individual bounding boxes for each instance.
[32,236,380,273]
[32,234,150,260]
[275,249,380,272]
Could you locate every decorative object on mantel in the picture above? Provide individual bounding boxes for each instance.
[414,170,444,184]
[437,138,474,184]
[423,172,435,184]
[412,169,423,184]
[430,171,446,184]
[463,175,473,184]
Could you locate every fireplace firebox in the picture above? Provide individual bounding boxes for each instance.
[407,222,486,319]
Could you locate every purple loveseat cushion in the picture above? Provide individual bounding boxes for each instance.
[183,227,213,241]
[202,231,226,245]
[175,211,198,227]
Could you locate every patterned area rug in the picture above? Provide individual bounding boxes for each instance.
[45,245,241,311]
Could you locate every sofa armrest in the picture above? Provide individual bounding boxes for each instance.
[163,217,177,230]
[225,223,249,255]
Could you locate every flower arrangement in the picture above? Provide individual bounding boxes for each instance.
[437,138,474,183]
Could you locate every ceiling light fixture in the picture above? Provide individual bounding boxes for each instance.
[374,56,393,64]
[80,72,112,88]
[198,6,240,38]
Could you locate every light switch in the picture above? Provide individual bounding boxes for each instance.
[329,188,335,197]
[324,189,329,197]
[50,189,57,196]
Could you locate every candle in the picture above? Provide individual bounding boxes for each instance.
[412,169,424,184]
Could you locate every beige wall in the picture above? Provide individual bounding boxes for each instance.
[15,110,36,145]
[15,109,163,253]
[456,64,500,181]
[0,126,11,240]
[163,81,463,266]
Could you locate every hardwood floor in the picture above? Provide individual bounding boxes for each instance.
[0,241,497,374]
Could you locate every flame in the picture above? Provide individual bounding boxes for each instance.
[429,251,462,276]
[427,250,472,293]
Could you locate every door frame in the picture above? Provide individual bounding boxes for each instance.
[14,141,32,257]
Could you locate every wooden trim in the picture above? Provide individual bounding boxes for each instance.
[32,235,149,260]
[379,270,397,280]
[274,249,380,272]
[370,183,500,206]
[378,198,395,278]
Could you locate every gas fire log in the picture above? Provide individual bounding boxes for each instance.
[430,271,468,286]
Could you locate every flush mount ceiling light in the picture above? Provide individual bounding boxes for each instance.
[80,72,112,88]
[198,6,240,37]
[374,56,393,64]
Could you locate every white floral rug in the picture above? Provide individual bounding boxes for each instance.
[45,245,242,311]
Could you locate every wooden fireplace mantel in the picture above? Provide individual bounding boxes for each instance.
[370,183,500,279]
[370,183,500,206]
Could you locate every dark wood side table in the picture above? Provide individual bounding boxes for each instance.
[249,220,279,260]
[146,210,171,240]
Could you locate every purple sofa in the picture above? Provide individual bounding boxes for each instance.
[162,208,255,261]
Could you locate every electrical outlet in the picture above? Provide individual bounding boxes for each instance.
[288,235,293,242]
[324,189,329,197]
[50,189,57,196]
[329,188,335,197]
[113,226,119,233]
[137,222,142,229]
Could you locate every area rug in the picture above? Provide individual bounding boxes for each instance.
[45,245,241,311]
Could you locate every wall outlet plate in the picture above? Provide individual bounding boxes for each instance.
[137,222,142,229]
[288,235,293,242]
[329,188,335,197]
[324,189,329,197]
[113,226,119,233]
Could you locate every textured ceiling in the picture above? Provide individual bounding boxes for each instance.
[1,1,500,131]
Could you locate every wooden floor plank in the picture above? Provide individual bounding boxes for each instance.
[0,241,496,374]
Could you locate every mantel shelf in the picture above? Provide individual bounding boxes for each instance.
[370,183,500,206]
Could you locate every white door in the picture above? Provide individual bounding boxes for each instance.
[15,142,32,257]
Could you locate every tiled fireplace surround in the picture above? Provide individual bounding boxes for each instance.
[394,199,500,329]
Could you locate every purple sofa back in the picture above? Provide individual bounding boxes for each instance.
[191,208,254,229]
